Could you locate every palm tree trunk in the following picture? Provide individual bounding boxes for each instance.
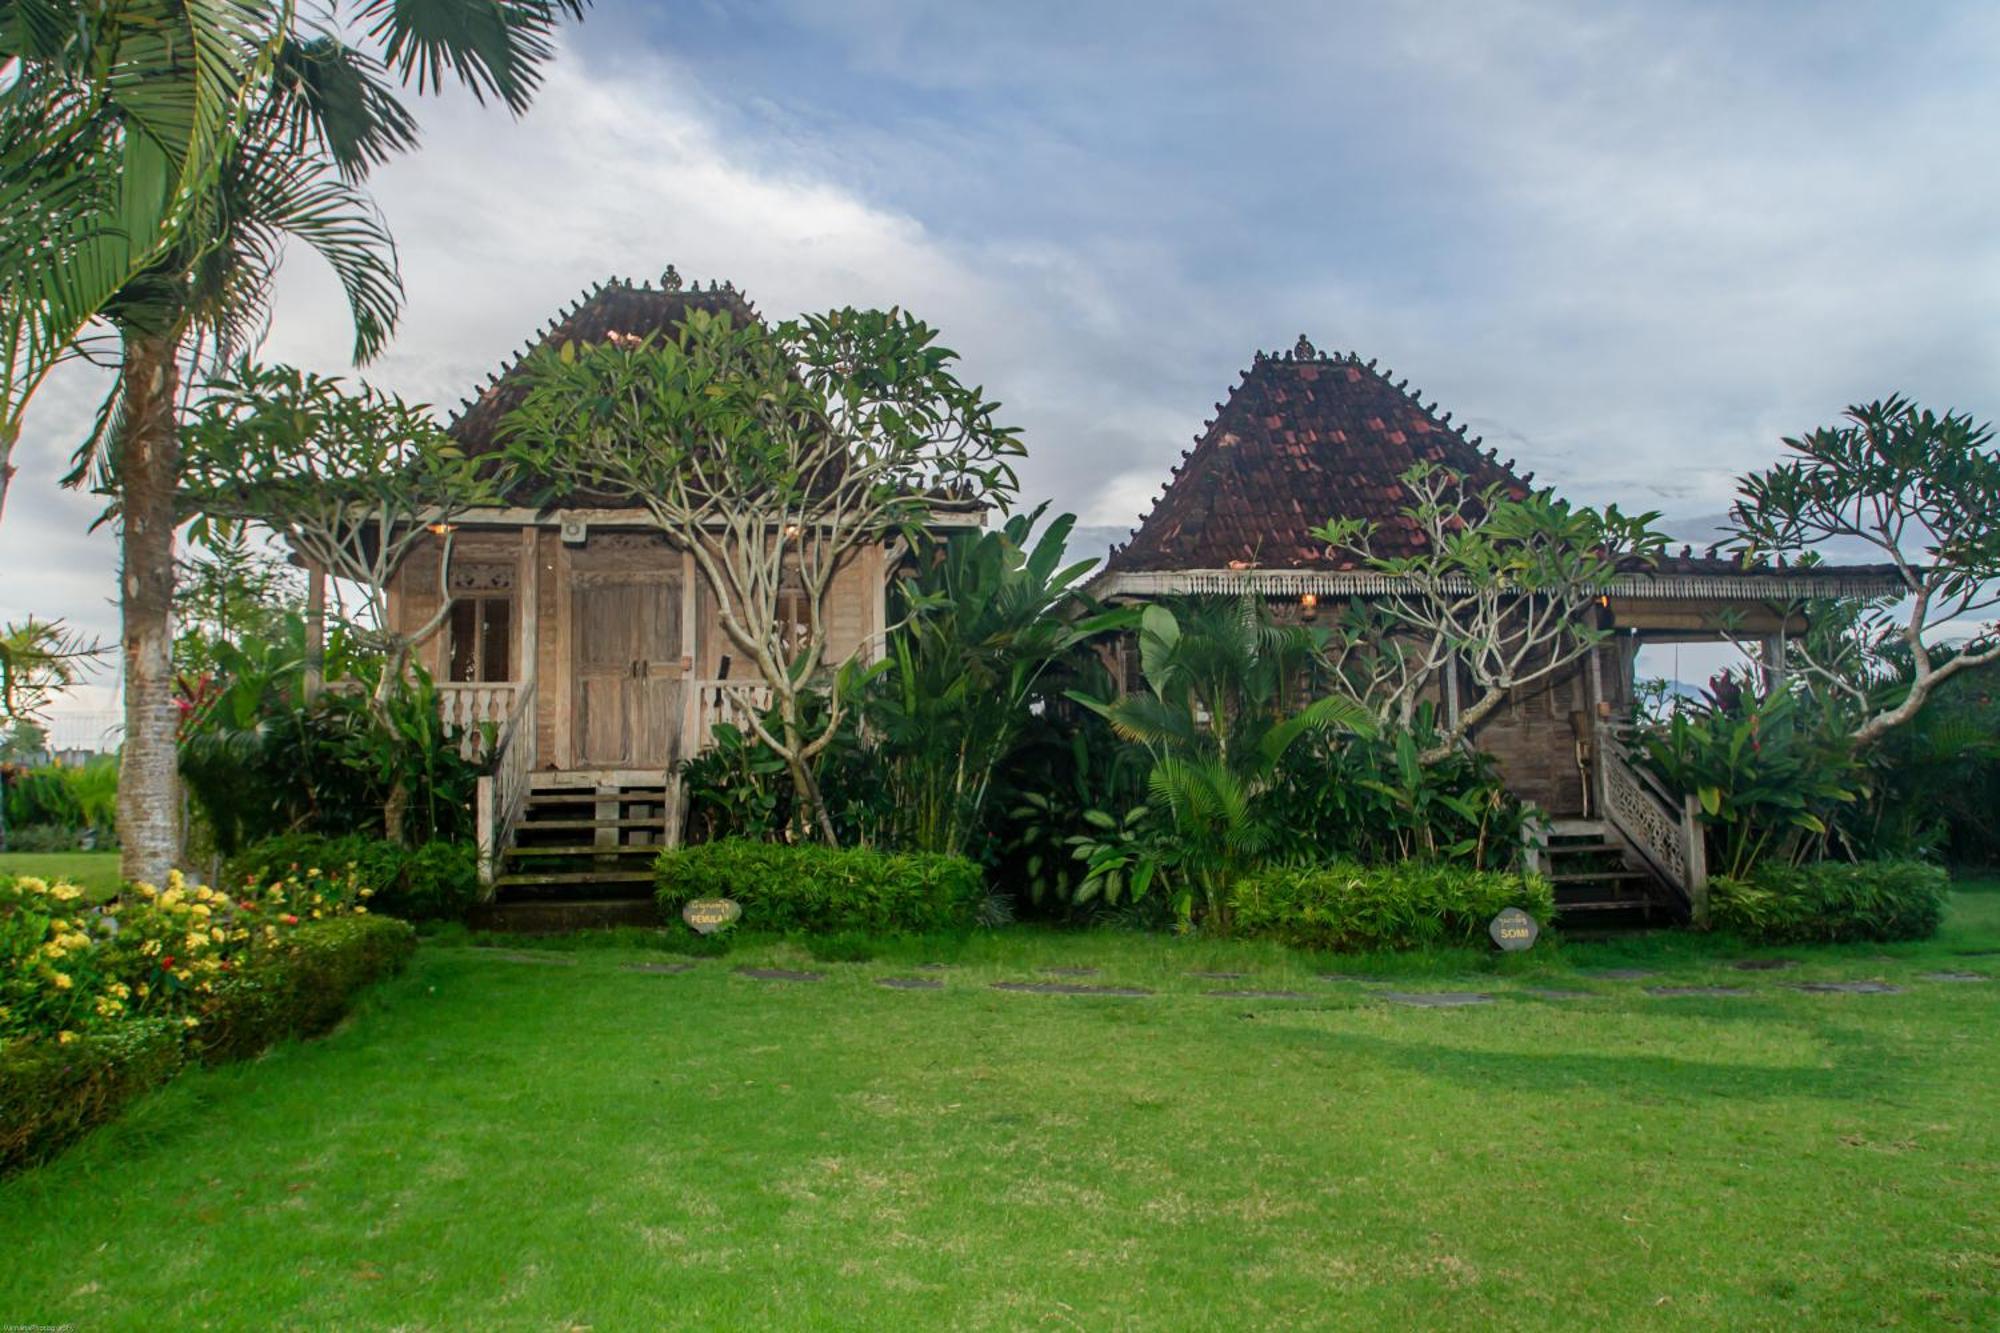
[116,332,183,887]
[0,416,18,528]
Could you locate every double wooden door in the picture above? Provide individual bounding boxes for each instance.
[571,570,684,768]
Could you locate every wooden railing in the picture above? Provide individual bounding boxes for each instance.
[474,678,538,893]
[1596,723,1709,925]
[437,682,522,760]
[689,679,774,751]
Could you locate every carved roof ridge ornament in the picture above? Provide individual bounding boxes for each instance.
[1294,333,1317,360]
[661,264,683,292]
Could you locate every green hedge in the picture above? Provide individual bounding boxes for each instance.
[228,834,479,921]
[1709,860,1949,944]
[0,916,415,1173]
[1227,862,1558,952]
[196,915,417,1064]
[656,841,985,933]
[0,1018,183,1173]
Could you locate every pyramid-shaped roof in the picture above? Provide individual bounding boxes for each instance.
[1107,336,1531,572]
[447,266,758,459]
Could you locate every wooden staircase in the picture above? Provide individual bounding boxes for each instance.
[469,774,677,931]
[1538,817,1679,926]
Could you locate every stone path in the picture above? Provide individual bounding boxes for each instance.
[1203,988,1314,1000]
[502,953,1975,1009]
[735,966,824,983]
[1646,985,1752,998]
[993,981,1152,997]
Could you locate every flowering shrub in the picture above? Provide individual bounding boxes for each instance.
[1,869,413,1172]
[0,867,374,1046]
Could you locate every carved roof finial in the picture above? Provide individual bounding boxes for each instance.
[1294,333,1317,360]
[661,264,683,292]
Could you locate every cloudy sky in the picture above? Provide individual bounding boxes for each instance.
[5,0,1997,726]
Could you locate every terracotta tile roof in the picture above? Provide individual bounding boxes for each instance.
[447,266,758,460]
[1106,336,1531,572]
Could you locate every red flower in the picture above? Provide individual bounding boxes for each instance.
[161,955,175,969]
[280,914,299,926]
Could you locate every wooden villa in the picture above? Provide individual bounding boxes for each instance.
[380,271,982,913]
[1087,335,1903,920]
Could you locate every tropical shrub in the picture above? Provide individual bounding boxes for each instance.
[1707,860,1949,943]
[1,757,119,846]
[863,506,1114,857]
[0,871,414,1171]
[1228,862,1557,953]
[1070,597,1373,924]
[1634,678,1863,878]
[196,915,416,1064]
[1267,717,1529,870]
[655,840,984,933]
[680,690,891,848]
[180,620,484,852]
[0,1018,184,1173]
[227,834,479,921]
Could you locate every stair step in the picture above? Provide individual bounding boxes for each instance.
[1545,841,1624,856]
[1554,899,1661,912]
[505,844,662,858]
[493,869,657,888]
[1546,819,1606,837]
[1550,869,1654,884]
[517,817,666,831]
[525,793,668,808]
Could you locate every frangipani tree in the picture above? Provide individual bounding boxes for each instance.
[0,619,103,723]
[1731,396,2000,746]
[180,361,498,695]
[505,306,1023,845]
[1313,465,1665,763]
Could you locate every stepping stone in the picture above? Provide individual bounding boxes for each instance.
[1203,988,1314,1000]
[1521,988,1592,1000]
[1730,958,1797,972]
[916,963,952,971]
[876,976,945,991]
[1646,985,1751,998]
[1587,968,1656,981]
[735,967,824,983]
[1951,948,2000,958]
[1041,966,1101,977]
[493,952,576,966]
[1317,973,1386,985]
[1187,970,1248,980]
[1919,971,1991,983]
[992,981,1152,997]
[621,961,696,975]
[1790,980,1904,995]
[1379,991,1494,1008]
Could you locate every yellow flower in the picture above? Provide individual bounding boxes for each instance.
[355,905,369,914]
[42,941,67,960]
[57,1030,77,1045]
[182,1016,199,1029]
[209,926,226,942]
[141,939,161,956]
[174,968,192,982]
[51,883,81,902]
[51,972,73,990]
[17,876,49,893]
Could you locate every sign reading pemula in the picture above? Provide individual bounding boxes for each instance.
[1488,907,1539,951]
[682,898,742,935]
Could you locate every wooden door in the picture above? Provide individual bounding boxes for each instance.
[572,572,684,768]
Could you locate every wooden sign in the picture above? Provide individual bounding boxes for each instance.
[1489,907,1539,951]
[682,898,741,934]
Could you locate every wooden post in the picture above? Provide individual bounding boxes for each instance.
[475,774,496,889]
[1682,791,1709,928]
[304,564,327,701]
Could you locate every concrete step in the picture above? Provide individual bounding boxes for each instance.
[505,844,662,859]
[493,868,657,889]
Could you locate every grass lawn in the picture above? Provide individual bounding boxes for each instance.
[0,849,122,898]
[2,886,1996,1329]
